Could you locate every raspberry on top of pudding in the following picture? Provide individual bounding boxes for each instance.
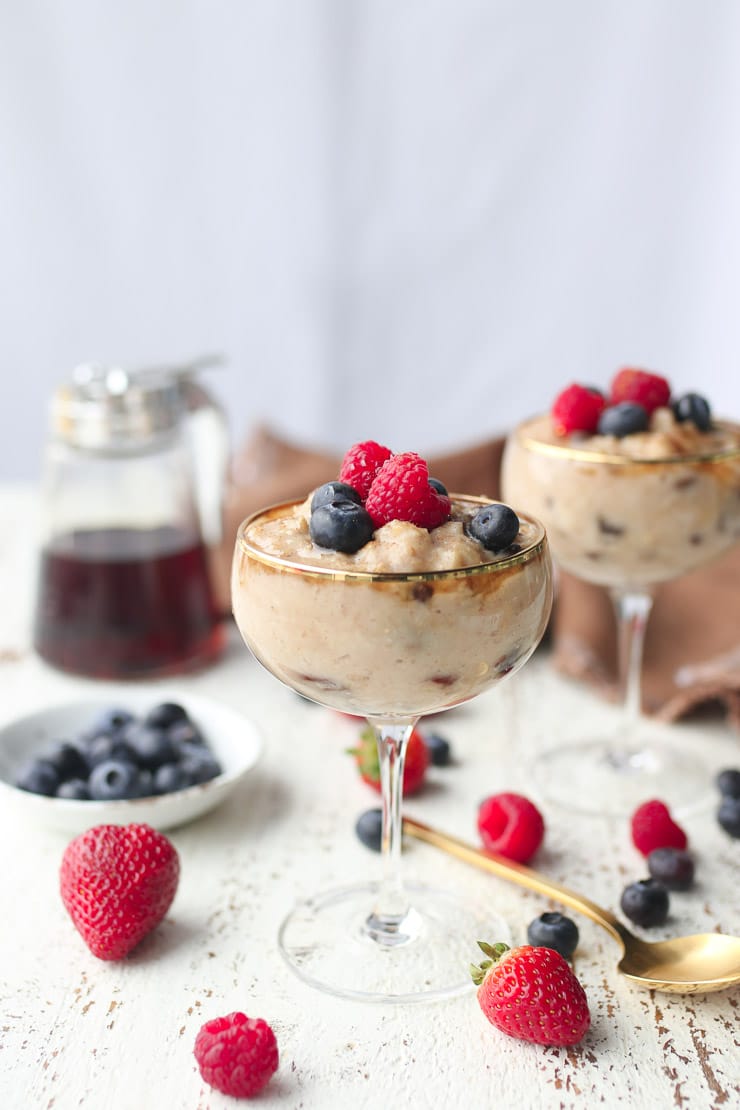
[546,368,738,459]
[244,442,538,573]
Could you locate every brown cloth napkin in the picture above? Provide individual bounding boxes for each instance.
[215,425,740,729]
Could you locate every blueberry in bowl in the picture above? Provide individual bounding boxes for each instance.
[0,689,262,833]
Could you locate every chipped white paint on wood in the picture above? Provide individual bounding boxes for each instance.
[0,484,738,1110]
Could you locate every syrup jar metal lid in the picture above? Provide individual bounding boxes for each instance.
[51,362,185,452]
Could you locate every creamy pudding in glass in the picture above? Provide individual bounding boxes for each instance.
[231,474,552,1004]
[503,409,740,589]
[502,373,740,817]
[233,495,551,720]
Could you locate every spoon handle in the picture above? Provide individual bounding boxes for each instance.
[403,816,628,949]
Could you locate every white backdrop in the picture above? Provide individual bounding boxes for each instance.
[2,0,740,480]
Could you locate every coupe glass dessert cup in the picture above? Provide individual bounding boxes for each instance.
[502,405,740,817]
[232,494,552,1003]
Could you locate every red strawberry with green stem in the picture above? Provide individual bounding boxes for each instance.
[60,822,180,960]
[471,941,590,1047]
[348,726,429,795]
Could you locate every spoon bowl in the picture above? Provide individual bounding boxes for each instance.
[615,932,740,994]
[404,817,740,995]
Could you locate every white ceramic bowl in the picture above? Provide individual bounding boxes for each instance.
[0,688,263,834]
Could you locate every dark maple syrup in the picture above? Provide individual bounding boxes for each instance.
[33,526,225,678]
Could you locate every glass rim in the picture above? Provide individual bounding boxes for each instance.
[512,415,740,466]
[235,494,549,582]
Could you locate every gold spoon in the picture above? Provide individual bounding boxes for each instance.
[403,816,740,995]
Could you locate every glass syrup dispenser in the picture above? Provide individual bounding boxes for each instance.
[33,359,229,679]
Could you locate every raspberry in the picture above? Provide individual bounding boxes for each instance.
[365,452,451,529]
[477,792,545,863]
[551,383,606,436]
[610,368,671,414]
[339,440,392,499]
[631,799,688,856]
[194,1012,278,1098]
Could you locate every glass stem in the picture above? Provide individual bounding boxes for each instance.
[364,718,418,947]
[609,587,654,735]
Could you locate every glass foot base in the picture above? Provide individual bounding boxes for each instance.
[277,880,511,1004]
[533,736,712,818]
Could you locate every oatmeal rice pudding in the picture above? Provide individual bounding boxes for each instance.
[503,406,740,588]
[232,494,551,718]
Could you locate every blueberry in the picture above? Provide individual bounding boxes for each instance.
[620,879,669,927]
[153,762,191,794]
[56,778,90,800]
[716,768,740,799]
[170,740,207,763]
[309,500,374,553]
[125,725,176,770]
[466,504,520,552]
[41,740,88,780]
[428,478,449,497]
[355,808,383,852]
[598,402,649,437]
[647,847,695,891]
[144,702,189,730]
[717,796,740,839]
[93,707,135,735]
[167,719,206,753]
[85,732,136,768]
[424,732,452,767]
[672,392,712,432]
[527,912,580,959]
[310,482,362,513]
[137,770,155,798]
[88,759,142,801]
[15,759,60,797]
[180,751,222,785]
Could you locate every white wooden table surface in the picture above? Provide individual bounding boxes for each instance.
[0,483,738,1110]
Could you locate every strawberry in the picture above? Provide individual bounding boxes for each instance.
[471,941,590,1047]
[348,726,429,795]
[59,823,180,960]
